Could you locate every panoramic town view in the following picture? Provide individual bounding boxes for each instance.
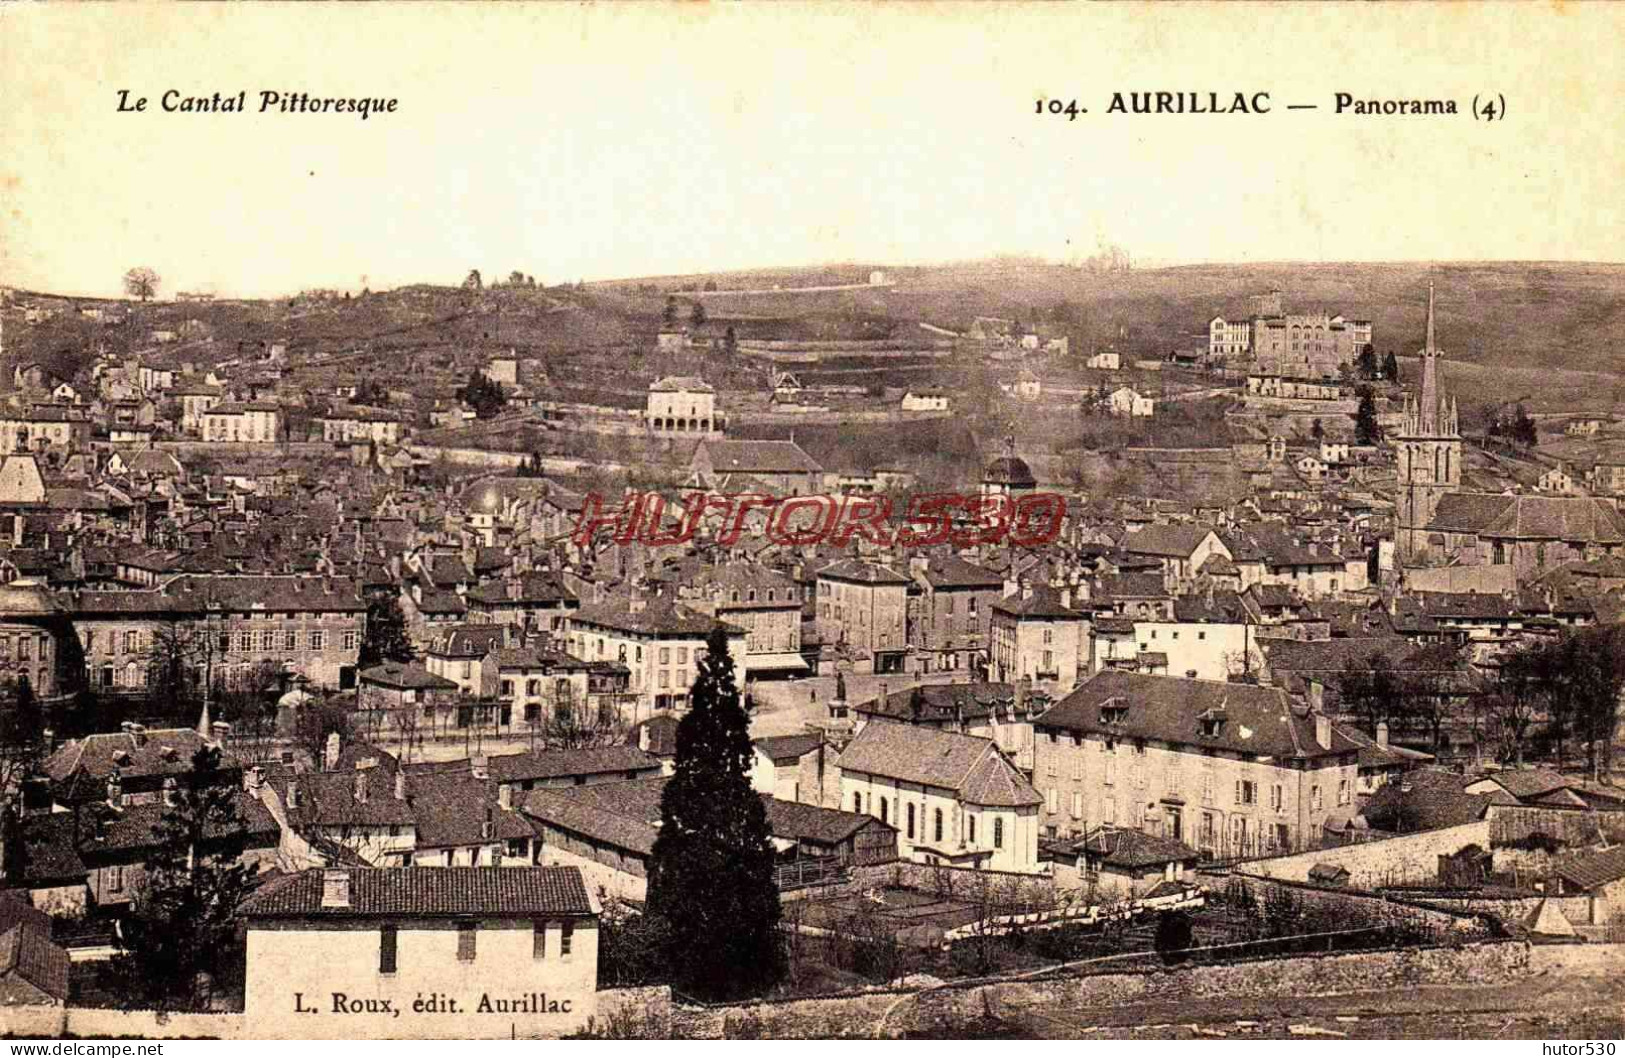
[3,1,1624,1045]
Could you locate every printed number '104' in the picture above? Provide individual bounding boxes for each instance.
[1037,99,1082,120]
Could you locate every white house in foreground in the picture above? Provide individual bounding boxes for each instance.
[836,720,1043,873]
[242,867,600,1039]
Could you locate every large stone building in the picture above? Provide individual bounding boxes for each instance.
[645,376,722,436]
[566,592,745,715]
[0,579,76,699]
[69,575,367,693]
[201,401,282,443]
[1032,671,1360,859]
[836,720,1042,873]
[677,564,807,679]
[815,560,910,675]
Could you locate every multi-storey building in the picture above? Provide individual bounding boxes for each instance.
[677,564,807,678]
[904,553,1004,676]
[990,582,1089,694]
[201,401,282,443]
[0,406,91,456]
[815,560,910,675]
[70,575,367,693]
[567,592,745,714]
[1206,315,1252,358]
[172,384,224,435]
[318,406,402,445]
[1032,671,1360,858]
[463,572,579,637]
[646,376,722,435]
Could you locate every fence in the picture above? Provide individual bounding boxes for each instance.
[776,859,849,892]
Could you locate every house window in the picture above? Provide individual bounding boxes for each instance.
[934,808,943,843]
[457,921,477,961]
[533,921,547,960]
[852,791,861,813]
[993,818,1004,849]
[108,865,124,893]
[1338,779,1350,805]
[1046,788,1058,813]
[379,925,398,974]
[880,797,889,825]
[1071,791,1083,819]
[1270,785,1283,811]
[1236,780,1257,806]
[310,630,325,650]
[285,630,298,651]
[260,630,276,651]
[968,816,976,844]
[1312,785,1323,812]
[344,630,359,651]
[561,921,574,958]
[906,803,916,839]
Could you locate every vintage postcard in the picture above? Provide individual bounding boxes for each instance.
[0,1,1622,1043]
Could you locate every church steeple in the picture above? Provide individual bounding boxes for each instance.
[1419,281,1440,434]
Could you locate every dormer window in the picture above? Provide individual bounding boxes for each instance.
[1099,696,1129,725]
[1198,709,1226,738]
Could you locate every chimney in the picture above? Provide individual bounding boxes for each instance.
[394,769,407,801]
[245,765,264,793]
[481,806,494,841]
[1015,676,1029,716]
[286,780,300,810]
[628,595,646,615]
[638,724,650,752]
[354,770,369,804]
[162,776,178,807]
[320,869,351,908]
[1376,721,1389,749]
[106,771,123,808]
[1315,712,1332,751]
[324,731,341,772]
[1021,577,1033,602]
[130,724,147,747]
[412,583,422,605]
[471,754,489,780]
[498,783,512,810]
[1061,587,1072,610]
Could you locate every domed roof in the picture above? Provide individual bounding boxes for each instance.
[0,579,62,618]
[983,455,1036,487]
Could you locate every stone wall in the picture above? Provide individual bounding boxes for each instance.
[673,941,1536,1039]
[1239,820,1492,888]
[63,1008,245,1039]
[1221,872,1496,937]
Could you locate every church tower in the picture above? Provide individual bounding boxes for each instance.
[1395,282,1462,563]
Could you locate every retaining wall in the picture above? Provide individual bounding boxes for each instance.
[1238,820,1492,888]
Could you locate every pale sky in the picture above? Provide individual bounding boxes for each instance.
[2,3,1622,298]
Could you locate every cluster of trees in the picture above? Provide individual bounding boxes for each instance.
[661,296,708,330]
[1353,345,1401,383]
[1485,403,1539,448]
[353,378,391,406]
[455,370,508,419]
[1339,627,1625,777]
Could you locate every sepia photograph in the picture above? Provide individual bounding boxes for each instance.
[1,0,1623,1043]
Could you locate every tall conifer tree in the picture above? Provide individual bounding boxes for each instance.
[646,626,786,1000]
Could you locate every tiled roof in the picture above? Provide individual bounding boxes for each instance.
[753,734,824,763]
[915,554,1005,590]
[627,714,679,757]
[1553,845,1625,892]
[485,745,662,784]
[572,593,738,637]
[694,439,822,475]
[45,728,217,788]
[993,583,1083,619]
[816,559,912,586]
[650,376,714,393]
[359,662,459,691]
[239,866,594,919]
[0,920,70,1003]
[835,722,1040,807]
[1479,496,1625,543]
[464,572,577,608]
[1361,768,1508,832]
[427,623,509,659]
[1037,670,1359,761]
[760,795,890,847]
[1121,524,1216,559]
[402,771,535,849]
[1479,768,1573,800]
[1426,493,1517,535]
[520,779,665,857]
[1063,826,1200,869]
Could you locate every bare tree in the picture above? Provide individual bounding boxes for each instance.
[124,266,160,302]
[534,682,628,750]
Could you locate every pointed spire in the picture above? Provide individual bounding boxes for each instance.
[1425,281,1436,356]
